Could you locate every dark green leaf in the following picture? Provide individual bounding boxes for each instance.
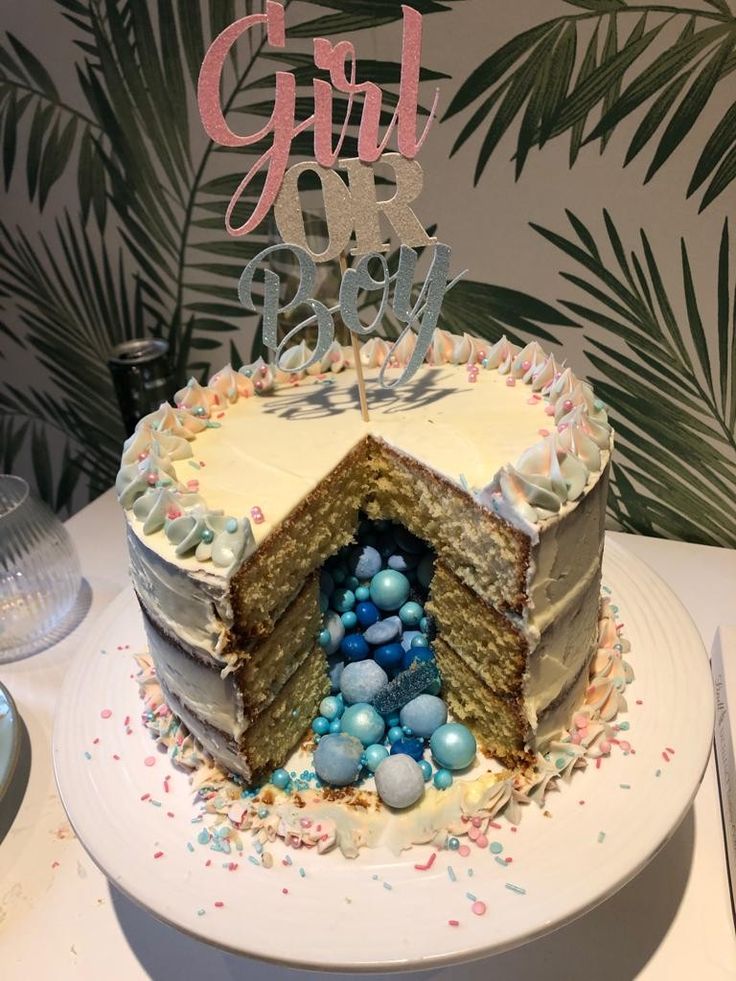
[443,21,555,120]
[288,12,398,38]
[681,239,715,401]
[189,336,223,350]
[539,22,576,148]
[569,25,599,167]
[514,27,563,177]
[229,338,244,370]
[30,423,54,505]
[177,3,205,87]
[2,92,18,189]
[55,451,82,514]
[699,133,736,211]
[624,69,691,166]
[645,40,732,183]
[38,115,77,209]
[7,33,59,99]
[687,99,736,195]
[26,102,53,200]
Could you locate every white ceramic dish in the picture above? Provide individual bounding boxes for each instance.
[0,680,20,804]
[53,537,714,972]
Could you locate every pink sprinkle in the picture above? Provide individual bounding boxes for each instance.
[100,709,112,719]
[458,845,471,857]
[505,857,512,864]
[299,818,312,829]
[282,888,289,895]
[579,800,586,806]
[199,461,206,467]
[526,397,538,405]
[636,699,643,706]
[544,403,555,416]
[471,901,487,916]
[250,506,265,524]
[414,852,437,872]
[538,428,550,437]
[51,861,60,869]
[666,747,675,755]
[124,716,130,726]
[153,851,164,859]
[595,757,602,769]
[166,812,174,818]
[562,398,573,412]
[217,412,225,419]
[93,738,100,745]
[476,834,488,849]
[510,826,517,833]
[468,827,480,841]
[662,751,670,763]
[112,754,120,761]
[228,862,238,871]
[163,777,170,793]
[599,740,611,754]
[140,793,150,801]
[471,817,482,828]
[570,732,582,745]
[448,919,460,927]
[205,860,211,867]
[146,473,157,486]
[489,821,502,830]
[144,756,156,767]
[574,713,587,729]
[214,901,224,908]
[186,479,199,489]
[505,377,515,387]
[618,740,632,753]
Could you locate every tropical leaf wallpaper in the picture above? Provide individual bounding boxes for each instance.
[0,0,734,548]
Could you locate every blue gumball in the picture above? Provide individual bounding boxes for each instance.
[389,737,424,761]
[399,601,424,627]
[430,723,477,771]
[319,695,342,721]
[373,642,404,672]
[340,633,370,662]
[374,755,425,809]
[313,733,363,786]
[363,743,389,773]
[355,600,380,628]
[339,660,388,705]
[332,587,355,613]
[341,703,385,747]
[370,570,410,611]
[399,694,447,739]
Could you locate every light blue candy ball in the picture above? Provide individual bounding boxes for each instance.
[355,585,370,601]
[351,545,382,580]
[411,634,430,648]
[374,754,425,809]
[329,718,341,733]
[433,768,453,790]
[271,768,290,790]
[340,660,388,705]
[311,716,330,735]
[418,759,433,782]
[399,694,448,739]
[417,554,434,590]
[400,630,422,652]
[387,725,404,745]
[319,695,342,721]
[341,610,358,629]
[341,703,385,747]
[332,587,355,613]
[363,615,401,646]
[363,743,389,773]
[322,611,345,657]
[430,723,477,771]
[370,570,411,611]
[313,732,364,786]
[328,659,344,693]
[399,601,424,627]
[345,575,360,592]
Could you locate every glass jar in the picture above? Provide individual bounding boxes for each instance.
[0,475,82,662]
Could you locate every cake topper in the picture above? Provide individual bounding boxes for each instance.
[198,1,465,418]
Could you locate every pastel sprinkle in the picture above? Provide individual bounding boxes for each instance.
[153,851,164,859]
[471,901,487,916]
[84,752,92,760]
[197,909,205,916]
[490,841,503,854]
[656,769,662,777]
[187,843,194,853]
[458,845,471,858]
[466,892,477,901]
[214,901,224,908]
[282,888,288,895]
[447,866,457,882]
[598,831,606,843]
[620,783,631,790]
[144,756,156,767]
[414,852,437,872]
[100,709,112,719]
[383,882,393,891]
[247,856,260,867]
[448,919,460,927]
[505,883,526,895]
[299,868,306,878]
[495,857,507,867]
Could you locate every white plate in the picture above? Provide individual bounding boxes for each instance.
[0,680,20,803]
[53,538,714,972]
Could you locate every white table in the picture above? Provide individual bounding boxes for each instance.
[1,489,735,980]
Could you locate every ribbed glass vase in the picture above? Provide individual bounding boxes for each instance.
[0,475,81,663]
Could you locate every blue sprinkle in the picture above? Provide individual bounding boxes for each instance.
[248,856,260,867]
[187,843,195,853]
[619,783,631,790]
[84,752,92,760]
[299,868,306,878]
[505,883,526,895]
[283,855,292,866]
[254,841,263,854]
[495,857,507,867]
[655,769,662,777]
[466,892,476,902]
[197,909,205,916]
[467,869,474,878]
[597,831,606,843]
[383,881,392,891]
[197,830,209,845]
[447,866,456,883]
[618,721,630,731]
[150,800,162,808]
[372,874,379,880]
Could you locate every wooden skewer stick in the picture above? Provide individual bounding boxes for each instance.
[339,253,370,422]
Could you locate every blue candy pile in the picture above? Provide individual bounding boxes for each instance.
[272,519,478,809]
